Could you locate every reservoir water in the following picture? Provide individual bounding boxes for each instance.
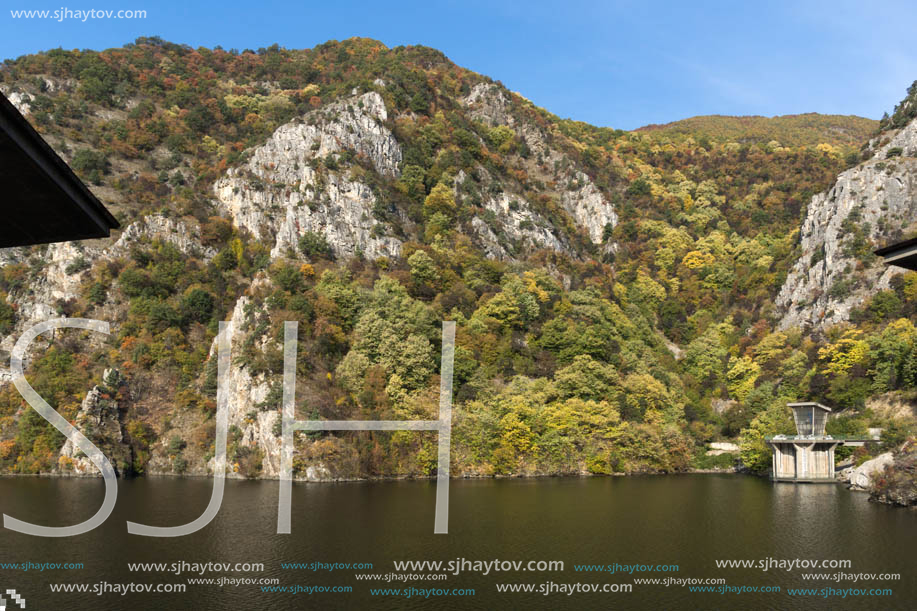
[0,474,913,609]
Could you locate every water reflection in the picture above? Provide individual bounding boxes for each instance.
[0,475,912,610]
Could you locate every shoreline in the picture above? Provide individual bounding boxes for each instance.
[6,468,912,508]
[0,466,743,481]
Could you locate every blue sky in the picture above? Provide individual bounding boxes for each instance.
[3,0,917,130]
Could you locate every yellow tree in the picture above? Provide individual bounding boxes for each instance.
[423,182,456,219]
[818,329,869,376]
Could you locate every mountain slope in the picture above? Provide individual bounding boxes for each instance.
[637,113,877,148]
[777,118,917,329]
[1,37,911,482]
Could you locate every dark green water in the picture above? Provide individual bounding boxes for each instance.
[0,475,913,610]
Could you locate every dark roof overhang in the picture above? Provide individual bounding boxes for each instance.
[0,92,118,247]
[875,237,917,271]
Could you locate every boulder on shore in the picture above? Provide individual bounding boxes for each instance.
[846,453,894,490]
[869,441,917,507]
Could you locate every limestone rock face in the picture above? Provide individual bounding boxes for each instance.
[465,182,572,259]
[711,399,737,415]
[2,78,73,115]
[847,452,895,490]
[461,83,515,128]
[868,441,917,506]
[6,91,32,114]
[59,368,131,476]
[243,90,400,177]
[874,116,917,158]
[214,91,404,260]
[459,83,617,251]
[219,291,274,477]
[0,214,212,354]
[112,214,217,260]
[561,171,618,245]
[1,241,88,334]
[207,284,336,480]
[776,118,917,330]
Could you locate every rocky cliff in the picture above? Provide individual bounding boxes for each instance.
[459,83,617,253]
[0,214,212,356]
[777,118,917,329]
[58,368,131,476]
[0,73,627,480]
[214,91,406,260]
[868,440,917,506]
[212,84,618,263]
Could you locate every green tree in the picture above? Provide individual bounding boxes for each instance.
[71,148,110,184]
[299,231,333,259]
[180,288,215,324]
[423,182,456,219]
[726,355,760,402]
[683,324,728,387]
[0,296,15,334]
[554,355,620,402]
[380,333,434,391]
[739,401,794,474]
[408,249,437,287]
[335,350,371,396]
[621,373,678,422]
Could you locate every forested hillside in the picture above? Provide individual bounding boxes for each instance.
[0,37,913,482]
[637,113,876,149]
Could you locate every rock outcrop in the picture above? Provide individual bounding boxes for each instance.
[2,78,74,115]
[205,280,335,480]
[561,171,618,245]
[869,440,917,506]
[845,452,895,490]
[214,91,404,260]
[462,83,516,128]
[58,368,131,476]
[6,91,32,115]
[777,118,917,330]
[0,214,213,355]
[112,214,217,260]
[460,83,617,250]
[706,441,740,456]
[219,290,276,477]
[457,168,572,258]
[210,83,618,265]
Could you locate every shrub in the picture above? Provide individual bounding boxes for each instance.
[71,148,110,184]
[298,231,333,259]
[881,421,915,452]
[692,451,737,470]
[87,282,107,305]
[0,296,15,334]
[829,277,854,299]
[201,216,233,246]
[271,263,304,293]
[625,178,651,197]
[118,267,154,298]
[180,288,215,324]
[146,302,181,332]
[65,256,91,275]
[172,454,188,473]
[168,435,187,455]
